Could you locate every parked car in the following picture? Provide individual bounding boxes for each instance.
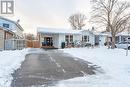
[115,42,130,50]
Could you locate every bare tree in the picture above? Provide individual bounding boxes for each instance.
[91,0,130,48]
[69,13,87,30]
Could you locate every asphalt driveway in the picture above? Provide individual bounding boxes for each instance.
[11,49,97,87]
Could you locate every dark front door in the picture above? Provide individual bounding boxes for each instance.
[43,37,53,46]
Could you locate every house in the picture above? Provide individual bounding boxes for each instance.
[116,32,130,43]
[0,17,24,50]
[96,31,130,46]
[81,30,95,46]
[37,27,96,48]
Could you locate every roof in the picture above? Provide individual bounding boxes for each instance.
[37,27,82,34]
[0,16,24,31]
[117,32,130,36]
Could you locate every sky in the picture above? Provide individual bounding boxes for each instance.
[4,0,91,34]
[5,0,128,34]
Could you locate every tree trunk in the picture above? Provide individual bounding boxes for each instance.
[111,35,116,49]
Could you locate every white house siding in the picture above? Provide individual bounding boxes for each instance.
[53,34,60,48]
[37,28,101,48]
[81,30,95,45]
[58,34,65,48]
[99,35,107,46]
[73,34,82,42]
[90,34,95,45]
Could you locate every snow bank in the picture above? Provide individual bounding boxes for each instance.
[57,47,130,87]
[0,49,29,87]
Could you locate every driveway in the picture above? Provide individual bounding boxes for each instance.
[11,49,97,87]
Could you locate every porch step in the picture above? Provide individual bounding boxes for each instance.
[41,46,56,49]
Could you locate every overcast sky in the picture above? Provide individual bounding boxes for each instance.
[6,0,128,34]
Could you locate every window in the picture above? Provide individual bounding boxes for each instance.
[70,35,73,42]
[84,36,87,42]
[65,35,69,42]
[3,23,9,28]
[82,36,84,41]
[83,36,89,42]
[88,36,89,42]
[65,35,73,43]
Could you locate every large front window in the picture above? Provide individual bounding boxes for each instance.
[65,35,73,43]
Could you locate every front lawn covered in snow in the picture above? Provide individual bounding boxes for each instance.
[57,47,130,87]
[0,49,28,87]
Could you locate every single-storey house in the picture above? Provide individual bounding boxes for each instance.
[95,31,130,46]
[37,27,95,48]
[0,16,24,50]
[116,32,130,43]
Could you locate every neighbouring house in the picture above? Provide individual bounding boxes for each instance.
[81,30,95,46]
[0,16,25,50]
[96,31,130,46]
[116,32,130,43]
[37,27,96,49]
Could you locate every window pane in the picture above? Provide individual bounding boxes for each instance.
[3,23,9,28]
[88,36,89,42]
[70,35,73,42]
[84,36,87,42]
[65,35,69,42]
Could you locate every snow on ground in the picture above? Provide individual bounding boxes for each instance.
[56,47,130,87]
[0,49,29,87]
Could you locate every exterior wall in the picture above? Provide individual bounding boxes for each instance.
[0,19,14,30]
[73,34,82,42]
[0,29,4,50]
[5,31,13,39]
[14,25,23,38]
[58,34,65,48]
[39,33,60,48]
[90,34,95,45]
[81,30,95,45]
[0,18,23,38]
[58,34,82,48]
[99,35,107,46]
[38,30,99,48]
[53,34,60,48]
[39,33,82,48]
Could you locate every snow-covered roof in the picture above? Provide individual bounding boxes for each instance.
[117,32,129,36]
[37,27,82,34]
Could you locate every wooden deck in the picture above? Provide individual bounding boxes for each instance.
[41,46,57,49]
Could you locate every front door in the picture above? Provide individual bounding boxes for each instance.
[43,37,53,46]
